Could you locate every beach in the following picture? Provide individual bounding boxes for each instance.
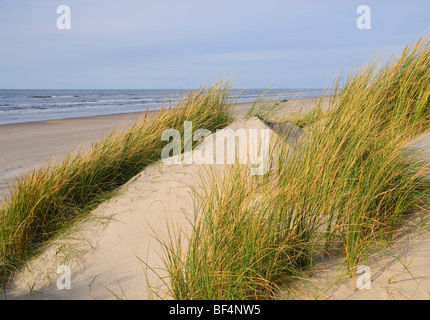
[1,0,428,304]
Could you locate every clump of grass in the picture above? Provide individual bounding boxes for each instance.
[160,35,430,299]
[160,162,322,299]
[0,81,235,287]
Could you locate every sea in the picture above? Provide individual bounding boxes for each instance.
[0,89,327,125]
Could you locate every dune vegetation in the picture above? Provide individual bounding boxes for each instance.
[160,36,430,299]
[0,82,235,287]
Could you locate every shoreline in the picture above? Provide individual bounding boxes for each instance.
[0,97,325,128]
[0,109,158,128]
[0,88,328,127]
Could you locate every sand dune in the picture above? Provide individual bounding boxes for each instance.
[2,116,276,300]
[3,97,429,300]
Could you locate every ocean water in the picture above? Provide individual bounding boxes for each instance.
[0,89,326,125]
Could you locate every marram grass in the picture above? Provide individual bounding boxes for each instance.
[0,82,234,286]
[160,35,430,300]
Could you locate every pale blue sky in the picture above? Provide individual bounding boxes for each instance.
[0,0,428,89]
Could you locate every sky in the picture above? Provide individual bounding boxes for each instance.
[0,0,429,89]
